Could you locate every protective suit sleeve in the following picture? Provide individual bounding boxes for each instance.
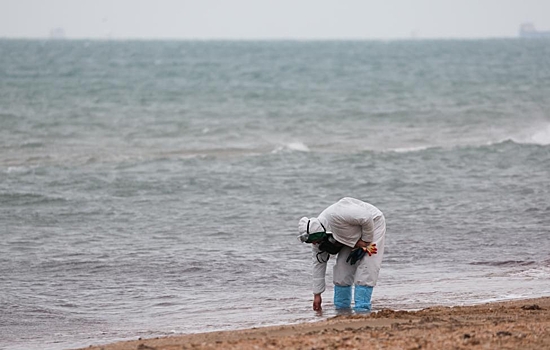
[311,244,328,294]
[359,215,375,243]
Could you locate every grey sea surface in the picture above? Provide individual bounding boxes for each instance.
[1,39,549,350]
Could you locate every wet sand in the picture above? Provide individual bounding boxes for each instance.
[80,297,549,350]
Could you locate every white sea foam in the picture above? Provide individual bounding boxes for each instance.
[390,145,431,153]
[529,124,550,145]
[475,294,529,304]
[6,166,29,174]
[272,142,310,153]
[510,123,550,146]
[510,266,550,279]
[286,142,310,152]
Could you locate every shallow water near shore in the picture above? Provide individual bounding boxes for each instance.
[1,39,549,350]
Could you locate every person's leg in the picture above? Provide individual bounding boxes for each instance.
[333,246,355,309]
[354,285,373,312]
[333,286,351,309]
[353,216,386,312]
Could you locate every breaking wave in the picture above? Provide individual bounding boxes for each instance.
[510,123,550,146]
[272,142,310,153]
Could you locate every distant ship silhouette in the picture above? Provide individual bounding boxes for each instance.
[519,23,550,38]
[49,27,66,39]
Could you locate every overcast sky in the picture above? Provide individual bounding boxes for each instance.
[1,0,549,40]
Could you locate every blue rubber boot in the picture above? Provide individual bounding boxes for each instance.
[354,285,373,312]
[333,285,352,309]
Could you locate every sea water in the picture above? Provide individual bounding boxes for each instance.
[1,39,549,350]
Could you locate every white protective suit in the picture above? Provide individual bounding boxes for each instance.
[299,197,386,295]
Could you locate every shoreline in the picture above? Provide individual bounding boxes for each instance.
[79,296,549,350]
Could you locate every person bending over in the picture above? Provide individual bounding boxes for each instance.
[298,197,386,312]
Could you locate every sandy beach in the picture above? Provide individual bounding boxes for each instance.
[80,297,549,350]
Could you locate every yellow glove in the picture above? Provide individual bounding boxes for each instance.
[364,243,377,256]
